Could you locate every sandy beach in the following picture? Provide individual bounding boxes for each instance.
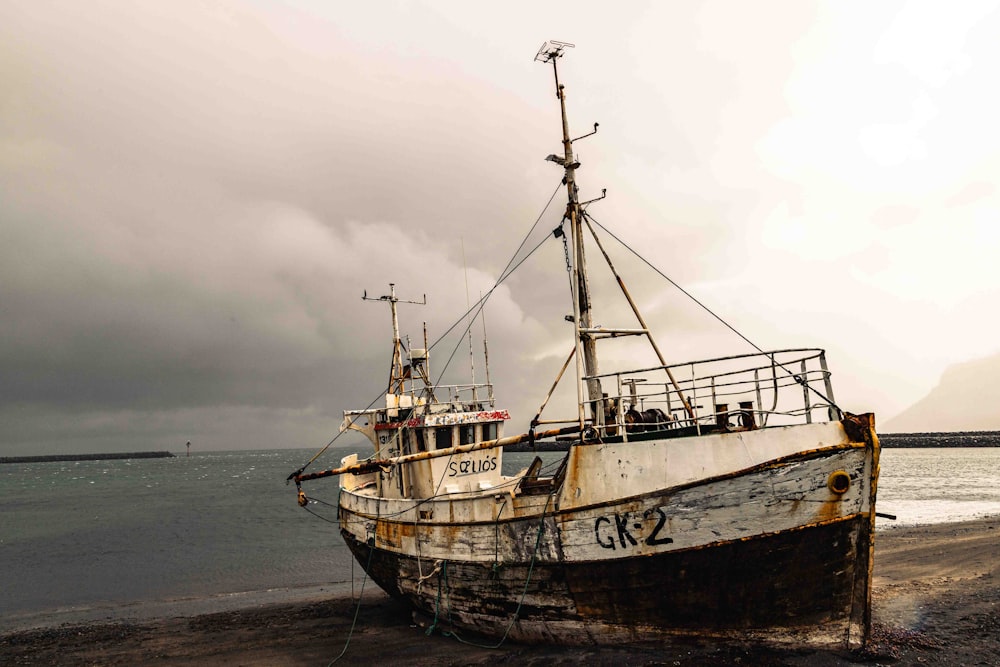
[3,516,997,666]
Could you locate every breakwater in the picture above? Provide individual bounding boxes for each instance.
[879,431,1000,448]
[0,451,175,464]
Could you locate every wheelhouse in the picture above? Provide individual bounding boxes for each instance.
[341,386,509,499]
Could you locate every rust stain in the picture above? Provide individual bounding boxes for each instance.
[376,520,406,548]
[564,454,583,500]
[815,493,844,523]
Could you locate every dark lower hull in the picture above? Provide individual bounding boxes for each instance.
[342,515,872,646]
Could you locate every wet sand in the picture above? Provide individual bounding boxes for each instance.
[3,516,998,666]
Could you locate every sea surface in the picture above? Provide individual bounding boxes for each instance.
[2,445,999,633]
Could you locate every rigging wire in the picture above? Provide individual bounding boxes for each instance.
[584,211,762,354]
[430,229,553,389]
[325,494,377,666]
[584,211,841,412]
[292,181,563,478]
[286,390,384,478]
[426,181,564,388]
[291,180,563,479]
[499,182,565,284]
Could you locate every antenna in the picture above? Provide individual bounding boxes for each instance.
[534,40,575,63]
[481,291,493,407]
[461,239,477,403]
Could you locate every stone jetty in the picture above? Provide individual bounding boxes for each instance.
[0,451,175,464]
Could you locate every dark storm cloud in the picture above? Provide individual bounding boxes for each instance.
[4,2,999,453]
[0,3,572,454]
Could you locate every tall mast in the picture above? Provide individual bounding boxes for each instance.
[363,283,426,395]
[536,41,604,431]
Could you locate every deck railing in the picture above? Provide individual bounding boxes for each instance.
[423,382,496,412]
[344,382,499,422]
[587,348,839,436]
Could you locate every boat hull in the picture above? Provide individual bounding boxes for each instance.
[338,415,879,649]
[343,514,871,646]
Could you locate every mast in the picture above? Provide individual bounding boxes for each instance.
[536,41,604,431]
[363,283,426,396]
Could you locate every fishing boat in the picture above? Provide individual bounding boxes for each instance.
[290,41,880,650]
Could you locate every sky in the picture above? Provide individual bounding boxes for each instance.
[3,1,999,456]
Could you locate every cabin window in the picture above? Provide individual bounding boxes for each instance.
[460,424,476,445]
[482,422,498,441]
[415,430,426,453]
[435,427,452,450]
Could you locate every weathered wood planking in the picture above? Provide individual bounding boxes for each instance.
[343,516,871,647]
[341,446,869,563]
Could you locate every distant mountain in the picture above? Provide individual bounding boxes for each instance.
[883,353,1000,433]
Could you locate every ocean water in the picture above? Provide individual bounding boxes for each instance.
[2,446,999,632]
[875,447,1000,527]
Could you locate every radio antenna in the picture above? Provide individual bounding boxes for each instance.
[461,238,477,403]
[534,40,575,63]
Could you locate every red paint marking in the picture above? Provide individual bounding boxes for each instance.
[373,409,510,430]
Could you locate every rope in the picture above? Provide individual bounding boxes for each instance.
[416,560,443,594]
[314,470,526,531]
[432,488,558,649]
[426,559,448,636]
[396,179,562,389]
[414,454,458,594]
[295,185,563,519]
[324,528,375,665]
[289,390,385,479]
[331,459,565,653]
[301,504,339,524]
[493,499,507,572]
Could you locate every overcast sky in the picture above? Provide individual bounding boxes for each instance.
[3,1,999,455]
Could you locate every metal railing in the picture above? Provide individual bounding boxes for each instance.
[587,348,839,437]
[421,382,496,413]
